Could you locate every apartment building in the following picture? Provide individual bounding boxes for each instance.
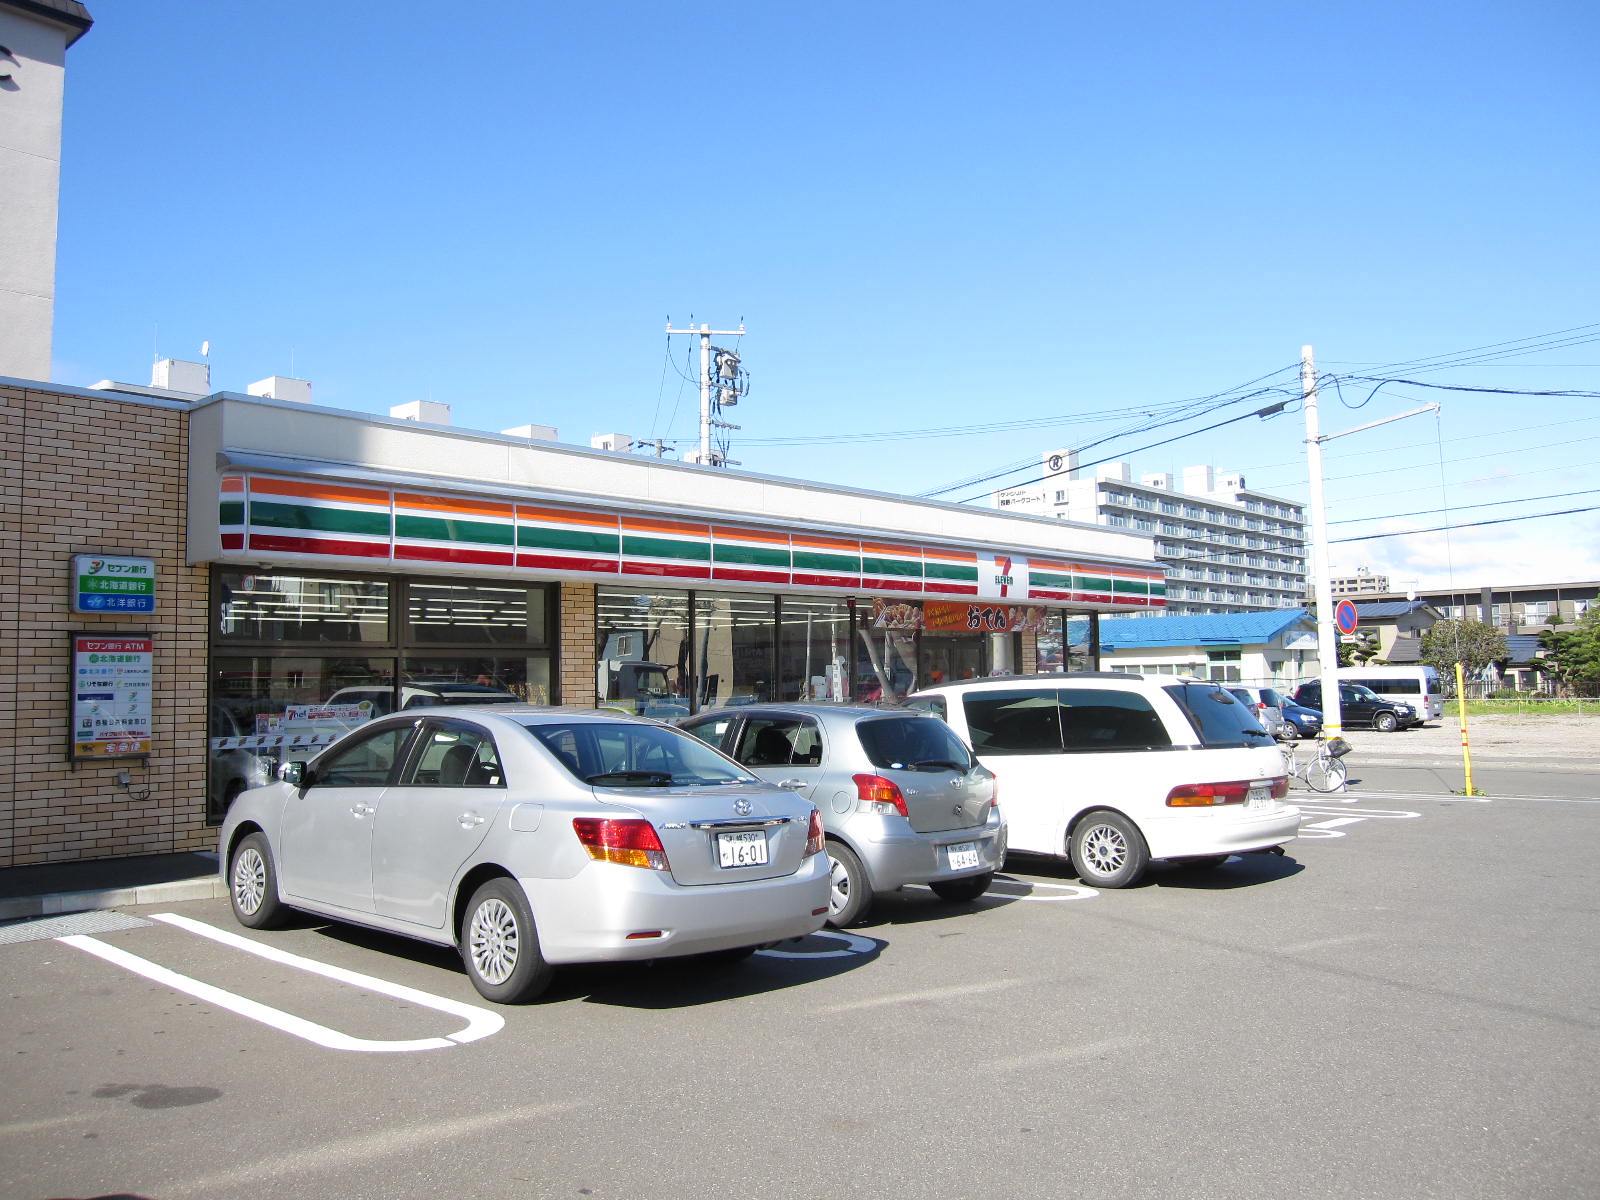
[1331,569,1391,596]
[996,450,1308,614]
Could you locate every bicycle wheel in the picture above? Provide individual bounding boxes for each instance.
[1278,745,1296,777]
[1305,753,1347,792]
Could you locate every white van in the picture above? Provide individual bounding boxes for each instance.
[1334,666,1443,722]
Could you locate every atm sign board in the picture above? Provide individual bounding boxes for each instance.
[72,635,154,759]
[73,555,156,614]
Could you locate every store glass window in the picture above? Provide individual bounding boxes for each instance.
[779,597,852,701]
[856,605,919,702]
[401,655,553,706]
[595,587,692,716]
[405,581,547,646]
[209,653,396,821]
[209,568,553,824]
[693,591,778,708]
[216,571,390,643]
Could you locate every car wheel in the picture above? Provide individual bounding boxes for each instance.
[928,872,993,903]
[825,840,872,927]
[1373,711,1399,733]
[1069,811,1150,889]
[461,878,553,1004]
[229,832,289,929]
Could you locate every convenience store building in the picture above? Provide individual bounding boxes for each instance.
[1,374,1165,866]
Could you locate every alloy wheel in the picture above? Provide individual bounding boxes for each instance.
[469,898,520,985]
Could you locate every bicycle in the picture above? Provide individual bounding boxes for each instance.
[1279,736,1351,792]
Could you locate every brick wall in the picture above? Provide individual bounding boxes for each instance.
[557,581,597,707]
[0,383,210,866]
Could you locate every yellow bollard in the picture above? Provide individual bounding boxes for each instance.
[1455,661,1476,796]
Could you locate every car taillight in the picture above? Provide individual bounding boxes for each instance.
[1166,778,1287,806]
[853,773,909,818]
[572,817,669,871]
[1166,780,1251,806]
[804,808,825,857]
[989,778,1000,808]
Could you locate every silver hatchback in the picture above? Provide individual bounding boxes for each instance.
[680,704,1004,926]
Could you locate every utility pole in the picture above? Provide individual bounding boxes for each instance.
[1303,346,1345,741]
[665,321,746,466]
[1302,344,1441,769]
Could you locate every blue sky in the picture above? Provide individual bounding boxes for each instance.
[50,1,1600,592]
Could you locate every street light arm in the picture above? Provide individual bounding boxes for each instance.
[1312,403,1441,444]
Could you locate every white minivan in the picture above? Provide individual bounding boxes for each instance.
[905,673,1300,888]
[1334,666,1444,722]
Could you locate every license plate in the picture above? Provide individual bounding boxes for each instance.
[946,841,982,871]
[716,830,769,868]
[1246,785,1272,810]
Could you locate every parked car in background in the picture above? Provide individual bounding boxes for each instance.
[679,704,1003,926]
[905,674,1297,889]
[1291,681,1420,732]
[1277,699,1324,740]
[1227,686,1292,740]
[325,681,523,716]
[1334,666,1444,722]
[220,707,830,1003]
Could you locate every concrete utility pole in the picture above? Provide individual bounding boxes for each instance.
[1302,344,1441,755]
[1303,346,1345,739]
[665,321,744,465]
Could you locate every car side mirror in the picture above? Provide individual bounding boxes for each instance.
[278,760,307,787]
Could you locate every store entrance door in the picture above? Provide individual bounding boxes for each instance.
[919,636,989,687]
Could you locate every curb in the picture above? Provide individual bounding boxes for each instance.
[0,876,226,923]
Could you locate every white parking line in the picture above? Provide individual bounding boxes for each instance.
[58,912,503,1052]
[1304,817,1366,830]
[757,930,878,959]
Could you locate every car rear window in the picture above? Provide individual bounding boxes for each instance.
[962,688,1171,754]
[856,716,972,771]
[1163,683,1274,748]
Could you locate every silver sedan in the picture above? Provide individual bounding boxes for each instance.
[219,707,831,1003]
[680,704,1004,926]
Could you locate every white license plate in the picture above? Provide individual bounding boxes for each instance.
[1246,785,1272,810]
[946,841,982,871]
[716,830,769,868]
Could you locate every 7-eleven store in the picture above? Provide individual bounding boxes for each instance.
[0,378,1164,864]
[192,395,1164,820]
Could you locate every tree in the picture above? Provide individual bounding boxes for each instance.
[1536,608,1600,694]
[1420,619,1508,679]
[1338,631,1384,667]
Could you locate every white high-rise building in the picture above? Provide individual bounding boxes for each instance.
[996,450,1308,614]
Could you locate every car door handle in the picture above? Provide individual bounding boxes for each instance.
[350,803,375,817]
[777,778,807,790]
[458,812,486,829]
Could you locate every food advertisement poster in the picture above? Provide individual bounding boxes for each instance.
[72,635,153,759]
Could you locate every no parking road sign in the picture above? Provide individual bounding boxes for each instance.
[1335,599,1359,635]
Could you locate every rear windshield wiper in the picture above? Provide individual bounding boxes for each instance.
[909,759,969,771]
[585,770,673,786]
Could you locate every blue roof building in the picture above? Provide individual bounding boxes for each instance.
[1097,609,1320,687]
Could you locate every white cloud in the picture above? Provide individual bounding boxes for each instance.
[1330,511,1600,591]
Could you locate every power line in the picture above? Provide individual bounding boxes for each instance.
[1330,505,1600,544]
[1328,487,1600,526]
[952,399,1293,505]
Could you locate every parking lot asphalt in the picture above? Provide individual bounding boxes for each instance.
[3,764,1597,1200]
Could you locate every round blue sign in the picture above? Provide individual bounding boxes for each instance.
[1335,599,1359,635]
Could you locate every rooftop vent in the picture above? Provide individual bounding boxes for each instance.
[247,376,313,404]
[390,400,450,425]
[151,358,210,394]
[504,423,559,442]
